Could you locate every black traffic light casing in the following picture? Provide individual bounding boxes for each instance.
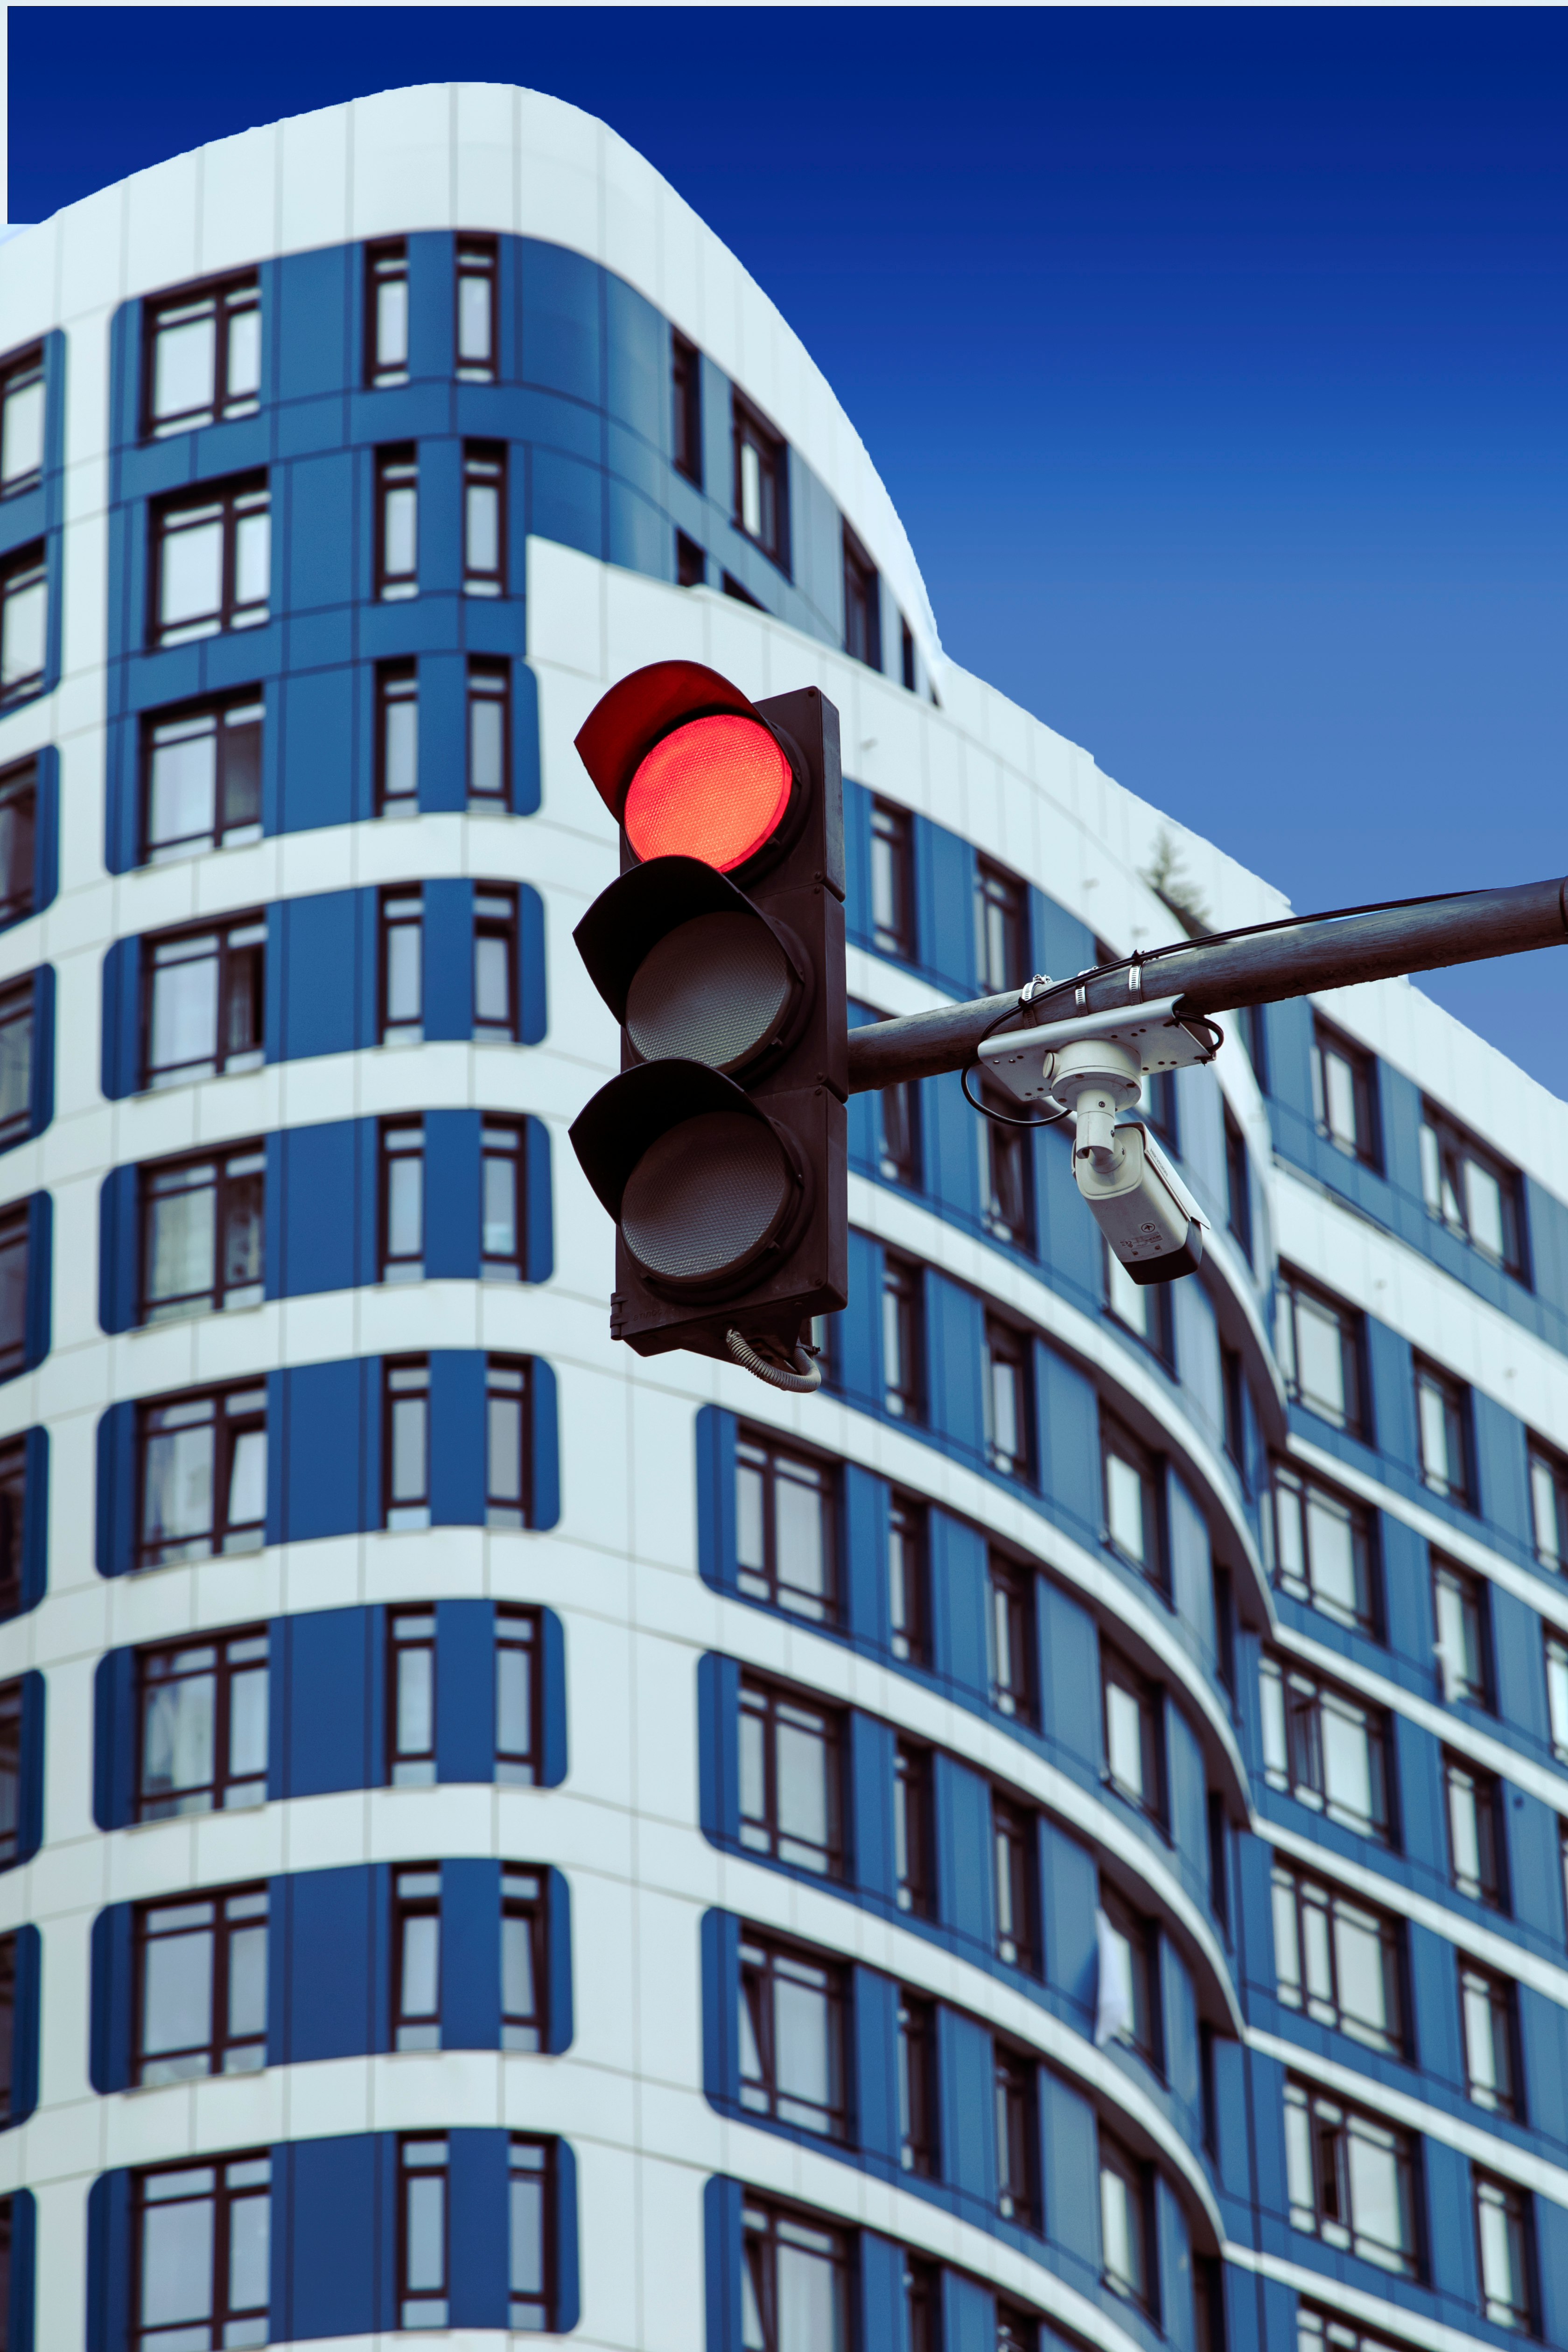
[569,663,847,1365]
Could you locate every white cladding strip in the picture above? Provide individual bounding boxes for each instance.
[1224,2241,1529,2352]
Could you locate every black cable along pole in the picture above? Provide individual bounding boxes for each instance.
[844,876,1568,1095]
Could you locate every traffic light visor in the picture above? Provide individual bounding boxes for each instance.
[623,714,792,872]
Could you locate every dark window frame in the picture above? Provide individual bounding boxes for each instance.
[365,241,409,387]
[735,1429,838,1625]
[1528,1438,1568,1575]
[1421,1101,1526,1278]
[132,2151,272,2351]
[894,1739,934,1918]
[1099,2126,1154,2309]
[1474,2169,1535,2332]
[486,1355,531,1528]
[869,800,916,961]
[133,1881,268,2085]
[742,2197,850,2350]
[882,1251,924,1421]
[1432,1556,1492,1708]
[509,2136,556,2329]
[1284,2079,1419,2275]
[732,392,788,569]
[1458,1958,1519,2118]
[888,1491,928,1665]
[496,1604,542,1784]
[1102,1650,1166,1827]
[474,884,521,1041]
[1260,1657,1392,1843]
[0,977,33,1151]
[1270,1860,1405,2055]
[0,758,35,929]
[396,2134,449,2330]
[1415,1358,1473,1507]
[842,520,881,669]
[387,1607,436,1785]
[136,1627,269,1821]
[502,1868,547,2051]
[0,346,45,499]
[1267,1461,1379,1636]
[455,237,499,381]
[378,1119,424,1285]
[374,443,418,601]
[993,2038,1039,2228]
[375,658,418,815]
[0,540,46,707]
[896,1988,938,2176]
[140,691,264,863]
[392,1863,441,2050]
[462,439,506,596]
[149,476,269,647]
[1312,1020,1380,1167]
[975,858,1028,994]
[984,1314,1033,1480]
[0,1206,28,1381]
[0,1436,25,1622]
[1277,1268,1367,1436]
[1224,1106,1253,1253]
[980,1083,1034,1249]
[467,657,511,806]
[481,1119,527,1281]
[142,272,261,437]
[379,886,423,1043]
[1443,1751,1506,1909]
[1101,1414,1166,1588]
[672,332,702,485]
[140,1140,266,1323]
[142,911,266,1088]
[383,1358,431,1530]
[987,1552,1035,1722]
[136,1381,267,1568]
[1099,1881,1162,2070]
[992,1792,1037,1972]
[739,1676,845,1878]
[739,1927,849,2140]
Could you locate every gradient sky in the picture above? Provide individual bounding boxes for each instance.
[11,7,1568,1089]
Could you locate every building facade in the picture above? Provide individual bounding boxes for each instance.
[0,76,1565,2352]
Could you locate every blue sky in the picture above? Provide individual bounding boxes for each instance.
[12,7,1568,1089]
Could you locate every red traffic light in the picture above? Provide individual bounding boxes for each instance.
[574,660,797,875]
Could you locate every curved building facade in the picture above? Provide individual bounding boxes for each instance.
[0,77,1565,2352]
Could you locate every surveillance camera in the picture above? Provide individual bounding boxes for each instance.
[1073,1118,1205,1284]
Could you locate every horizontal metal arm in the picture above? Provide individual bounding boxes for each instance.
[845,876,1568,1095]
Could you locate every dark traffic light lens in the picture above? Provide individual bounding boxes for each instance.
[620,1111,794,1281]
[626,912,796,1074]
[623,714,792,871]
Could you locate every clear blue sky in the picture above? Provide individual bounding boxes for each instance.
[12,7,1568,1090]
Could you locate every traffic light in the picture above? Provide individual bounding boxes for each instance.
[568,661,847,1383]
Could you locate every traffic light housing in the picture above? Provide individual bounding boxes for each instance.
[569,661,847,1373]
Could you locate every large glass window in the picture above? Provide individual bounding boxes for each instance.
[1297,2308,1408,2352]
[987,1554,1033,1721]
[975,859,1027,995]
[882,1253,924,1419]
[138,1386,266,1567]
[1475,2172,1533,2331]
[733,396,786,565]
[0,1438,27,1623]
[870,801,914,959]
[0,1933,17,2123]
[736,1434,836,1624]
[742,2200,848,2352]
[145,275,260,435]
[1530,1440,1568,1575]
[397,2137,448,2330]
[0,349,44,497]
[379,1121,423,1283]
[888,1492,928,1664]
[0,761,34,929]
[903,2255,941,2352]
[0,543,46,705]
[136,1885,267,2085]
[1433,1558,1490,1705]
[1260,1658,1390,1841]
[509,2139,554,2331]
[672,333,702,484]
[467,658,510,805]
[1103,1651,1163,1822]
[1271,1862,1402,2053]
[1444,1753,1505,1907]
[842,523,880,667]
[502,1870,546,2051]
[463,441,506,595]
[1422,1105,1524,1275]
[487,1357,530,1528]
[996,2305,1037,2352]
[137,1630,268,1819]
[152,478,269,645]
[387,1609,435,1784]
[475,887,519,1040]
[376,445,418,599]
[994,2042,1037,2226]
[134,2154,270,2351]
[1459,1960,1517,2115]
[1268,1465,1377,1634]
[1284,2080,1418,2274]
[1103,1240,1171,1359]
[376,661,418,814]
[879,1078,920,1188]
[455,238,498,380]
[144,916,265,1087]
[384,1359,430,1528]
[1416,1361,1471,1504]
[1097,1885,1160,2067]
[392,1865,441,2049]
[1100,2131,1151,2305]
[1224,1106,1253,1255]
[365,242,408,386]
[1277,1272,1364,1433]
[0,1208,28,1379]
[1102,1416,1162,1583]
[0,978,33,1149]
[380,889,422,1043]
[1546,1633,1568,1763]
[896,1991,938,2175]
[1313,1022,1378,1164]
[481,1121,525,1279]
[496,1606,541,1784]
[739,1932,847,2138]
[739,1680,842,1876]
[894,1741,933,1917]
[0,1684,19,1868]
[143,695,263,862]
[142,1145,264,1323]
[980,1088,1033,1247]
[985,1317,1031,1478]
[992,1794,1036,1971]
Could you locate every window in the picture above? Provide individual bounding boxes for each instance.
[376,661,418,813]
[502,1869,546,2051]
[0,1438,26,1621]
[0,543,45,704]
[737,1434,836,1624]
[398,2137,448,2329]
[733,396,786,565]
[0,763,33,930]
[1268,1465,1377,1635]
[1103,1652,1163,1823]
[992,1795,1036,1970]
[463,441,505,595]
[136,1885,267,2085]
[882,1253,924,1418]
[1433,1559,1490,1705]
[375,444,418,599]
[380,888,422,1043]
[1416,1361,1470,1504]
[676,530,706,586]
[879,1078,921,1188]
[1475,2173,1533,2331]
[137,1630,268,1819]
[996,2307,1037,2352]
[1103,1241,1170,1360]
[0,1211,28,1382]
[1102,1418,1162,1583]
[740,1932,847,2137]
[144,915,265,1088]
[888,1493,927,1664]
[742,2200,849,2352]
[1284,2081,1417,2273]
[0,349,44,497]
[393,1865,441,2049]
[509,2139,554,2329]
[0,979,33,1149]
[896,1992,937,2175]
[0,1686,19,1868]
[1277,1273,1364,1434]
[366,242,409,386]
[901,619,917,694]
[1529,1441,1568,1574]
[1313,1023,1378,1164]
[1223,1348,1245,1470]
[842,523,880,668]
[1224,1108,1253,1254]
[138,1386,266,1567]
[1098,1887,1162,2076]
[1422,1104,1524,1274]
[985,1317,1031,1479]
[143,694,263,861]
[870,802,915,959]
[466,658,510,805]
[388,1609,435,1784]
[496,1607,541,1783]
[134,2154,270,2351]
[672,333,702,483]
[145,274,260,435]
[894,1741,933,1916]
[0,1933,17,2123]
[975,860,1027,994]
[1459,1961,1517,2115]
[1271,1862,1403,2053]
[1296,2307,1408,2352]
[1260,1658,1390,1841]
[988,1555,1033,1721]
[740,1680,842,1876]
[455,238,498,379]
[1100,2133,1151,2306]
[980,1089,1032,1247]
[379,1121,423,1282]
[1444,1754,1505,1907]
[475,887,519,1039]
[482,1122,526,1278]
[1547,1633,1568,1763]
[487,1357,530,1528]
[993,2043,1037,2226]
[384,1361,430,1529]
[141,1144,264,1323]
[152,478,269,645]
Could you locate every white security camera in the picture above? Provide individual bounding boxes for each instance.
[978,996,1213,1284]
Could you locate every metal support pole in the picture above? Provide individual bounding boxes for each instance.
[845,877,1568,1095]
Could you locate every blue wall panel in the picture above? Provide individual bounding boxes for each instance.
[930,1508,987,1704]
[1041,2068,1098,2268]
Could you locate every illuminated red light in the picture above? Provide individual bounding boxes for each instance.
[623,714,792,872]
